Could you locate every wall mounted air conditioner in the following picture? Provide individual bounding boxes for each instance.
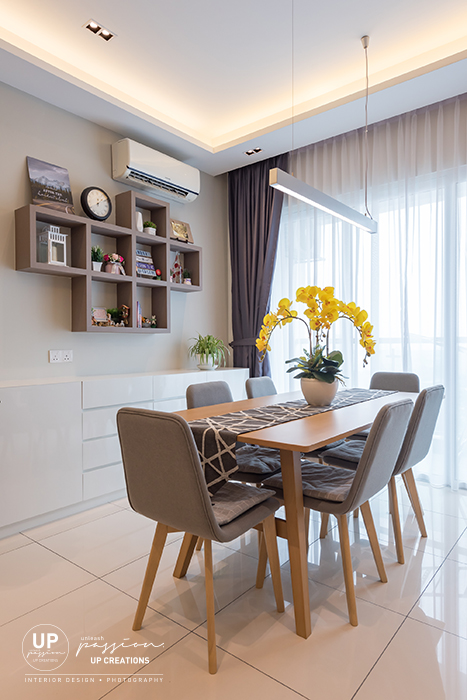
[112,138,200,203]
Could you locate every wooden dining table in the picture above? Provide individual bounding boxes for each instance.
[176,389,416,639]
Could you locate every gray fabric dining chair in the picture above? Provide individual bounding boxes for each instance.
[186,381,282,484]
[259,399,413,626]
[245,376,277,399]
[117,407,284,674]
[350,371,420,441]
[320,385,444,564]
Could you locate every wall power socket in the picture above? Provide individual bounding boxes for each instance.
[49,350,73,363]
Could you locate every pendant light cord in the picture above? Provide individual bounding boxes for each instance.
[362,36,373,220]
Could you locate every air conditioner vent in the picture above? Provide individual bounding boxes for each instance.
[127,169,190,199]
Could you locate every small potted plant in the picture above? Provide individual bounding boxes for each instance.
[91,245,104,271]
[102,253,125,275]
[155,268,162,280]
[189,333,230,370]
[182,269,192,285]
[143,221,157,236]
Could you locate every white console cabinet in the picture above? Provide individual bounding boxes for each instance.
[0,368,249,537]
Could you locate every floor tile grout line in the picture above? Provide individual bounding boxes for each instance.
[96,628,193,700]
[0,579,96,629]
[350,522,467,698]
[189,628,311,699]
[19,506,132,544]
[350,615,408,700]
[405,523,467,618]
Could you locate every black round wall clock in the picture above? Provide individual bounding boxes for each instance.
[81,187,112,221]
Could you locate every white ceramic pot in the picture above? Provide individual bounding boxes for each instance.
[143,226,156,236]
[197,355,218,371]
[92,261,102,271]
[300,377,338,406]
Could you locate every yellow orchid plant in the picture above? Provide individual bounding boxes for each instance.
[256,286,375,384]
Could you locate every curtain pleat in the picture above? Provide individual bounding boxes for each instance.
[228,153,289,377]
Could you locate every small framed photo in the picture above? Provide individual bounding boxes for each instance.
[27,156,75,214]
[170,219,193,244]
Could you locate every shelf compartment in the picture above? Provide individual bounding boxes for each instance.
[169,240,201,289]
[16,205,89,273]
[115,190,170,239]
[136,283,169,332]
[135,234,168,282]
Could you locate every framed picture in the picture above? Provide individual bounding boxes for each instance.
[170,219,193,244]
[27,156,75,214]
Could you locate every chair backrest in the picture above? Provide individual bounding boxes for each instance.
[370,371,420,393]
[393,385,444,476]
[186,380,233,409]
[245,376,277,399]
[117,407,224,541]
[342,399,413,512]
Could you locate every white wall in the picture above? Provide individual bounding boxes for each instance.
[0,81,230,381]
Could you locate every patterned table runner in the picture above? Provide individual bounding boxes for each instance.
[188,388,395,494]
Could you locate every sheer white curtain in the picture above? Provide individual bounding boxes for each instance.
[269,95,467,490]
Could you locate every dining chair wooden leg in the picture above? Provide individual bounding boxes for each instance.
[204,539,217,674]
[196,537,204,551]
[388,476,405,565]
[320,513,330,539]
[256,531,268,589]
[262,514,284,612]
[173,533,198,579]
[337,514,358,626]
[401,469,428,537]
[133,523,169,631]
[360,501,387,583]
[304,508,310,548]
[353,507,360,519]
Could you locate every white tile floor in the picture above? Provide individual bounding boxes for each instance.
[1,482,466,699]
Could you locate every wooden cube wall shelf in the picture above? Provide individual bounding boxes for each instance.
[15,190,202,333]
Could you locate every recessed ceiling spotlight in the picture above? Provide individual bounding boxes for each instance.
[84,20,116,41]
[244,147,263,156]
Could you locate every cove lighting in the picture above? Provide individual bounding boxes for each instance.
[269,168,378,234]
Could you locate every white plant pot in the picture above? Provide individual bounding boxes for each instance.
[143,226,156,236]
[300,378,338,406]
[92,261,102,271]
[197,355,218,371]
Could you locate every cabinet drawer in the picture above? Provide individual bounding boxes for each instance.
[83,435,122,471]
[83,464,126,501]
[82,376,153,409]
[153,372,204,400]
[153,397,186,412]
[82,401,153,440]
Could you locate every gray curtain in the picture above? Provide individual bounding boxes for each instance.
[228,153,289,377]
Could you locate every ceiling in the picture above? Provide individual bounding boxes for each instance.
[1,0,467,176]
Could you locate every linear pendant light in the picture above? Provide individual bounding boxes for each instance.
[269,168,378,233]
[270,34,377,234]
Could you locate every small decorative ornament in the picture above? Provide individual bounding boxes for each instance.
[81,187,112,221]
[135,212,144,232]
[38,225,68,266]
[102,252,125,274]
[143,221,157,235]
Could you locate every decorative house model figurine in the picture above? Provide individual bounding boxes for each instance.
[38,225,68,266]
